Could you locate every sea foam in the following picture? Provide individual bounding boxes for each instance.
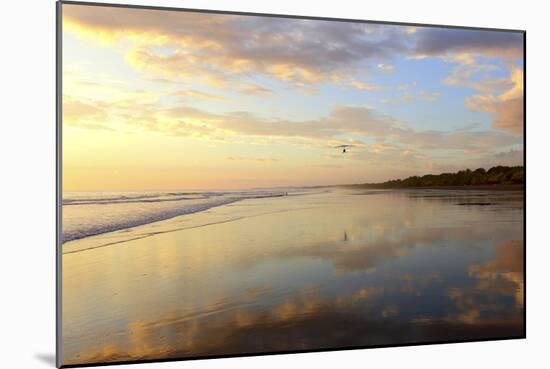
[62,190,287,243]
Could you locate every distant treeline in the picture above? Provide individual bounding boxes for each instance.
[363,166,524,188]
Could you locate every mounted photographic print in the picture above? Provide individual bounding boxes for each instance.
[57,1,525,367]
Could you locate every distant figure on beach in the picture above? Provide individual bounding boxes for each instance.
[334,144,354,153]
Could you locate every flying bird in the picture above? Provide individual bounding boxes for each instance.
[334,144,355,153]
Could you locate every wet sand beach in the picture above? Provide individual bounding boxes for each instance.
[61,188,524,365]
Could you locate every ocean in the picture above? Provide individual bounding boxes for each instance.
[62,189,294,243]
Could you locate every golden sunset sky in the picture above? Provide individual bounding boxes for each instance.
[62,3,524,191]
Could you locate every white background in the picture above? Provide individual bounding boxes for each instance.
[1,0,548,368]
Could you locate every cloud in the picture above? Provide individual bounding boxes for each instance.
[163,104,398,143]
[65,85,522,166]
[239,83,273,96]
[468,96,523,134]
[63,96,112,130]
[63,4,524,94]
[491,97,524,133]
[349,80,379,90]
[226,156,280,162]
[465,66,524,134]
[63,5,409,89]
[377,63,395,73]
[171,89,226,101]
[385,83,440,104]
[125,46,229,88]
[413,28,523,59]
[437,44,523,136]
[458,149,523,170]
[397,128,519,152]
[411,29,524,136]
[443,63,509,91]
[63,2,524,168]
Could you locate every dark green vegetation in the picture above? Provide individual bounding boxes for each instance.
[362,166,524,189]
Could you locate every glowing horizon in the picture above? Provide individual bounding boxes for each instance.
[62,4,524,191]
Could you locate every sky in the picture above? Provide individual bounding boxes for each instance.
[62,4,524,191]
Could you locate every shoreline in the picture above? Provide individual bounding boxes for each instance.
[343,184,524,191]
[62,185,524,245]
[61,191,293,244]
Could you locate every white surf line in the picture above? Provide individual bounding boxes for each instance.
[63,206,318,255]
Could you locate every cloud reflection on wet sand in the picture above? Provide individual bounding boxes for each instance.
[65,274,522,365]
